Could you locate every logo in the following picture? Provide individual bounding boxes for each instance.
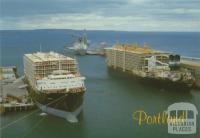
[167,102,198,134]
[132,102,198,134]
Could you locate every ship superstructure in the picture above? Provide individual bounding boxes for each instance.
[36,71,85,92]
[68,34,89,55]
[24,52,86,122]
[105,43,195,88]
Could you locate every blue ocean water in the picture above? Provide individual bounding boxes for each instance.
[0,30,200,138]
[1,30,200,75]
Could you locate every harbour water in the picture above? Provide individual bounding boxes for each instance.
[0,30,200,138]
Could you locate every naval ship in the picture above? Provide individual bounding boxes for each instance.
[24,52,86,122]
[68,33,89,55]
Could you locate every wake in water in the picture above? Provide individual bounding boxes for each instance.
[39,112,48,116]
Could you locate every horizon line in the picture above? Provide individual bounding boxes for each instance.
[0,28,200,33]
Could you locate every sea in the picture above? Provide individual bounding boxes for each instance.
[0,29,200,138]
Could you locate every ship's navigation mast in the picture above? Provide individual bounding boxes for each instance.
[39,43,42,53]
[59,55,62,71]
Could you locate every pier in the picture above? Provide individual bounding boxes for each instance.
[0,76,35,114]
[0,103,35,114]
[181,57,200,87]
[0,66,35,114]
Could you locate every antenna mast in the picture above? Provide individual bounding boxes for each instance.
[40,44,42,52]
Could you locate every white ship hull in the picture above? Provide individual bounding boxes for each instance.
[74,49,87,55]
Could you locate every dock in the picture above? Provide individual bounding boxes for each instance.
[0,76,35,114]
[86,43,107,56]
[181,57,200,87]
[86,49,105,56]
[0,66,35,114]
[0,103,35,114]
[181,57,200,68]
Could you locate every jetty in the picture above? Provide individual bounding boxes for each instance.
[86,42,107,56]
[181,57,200,87]
[0,66,35,114]
[0,103,35,114]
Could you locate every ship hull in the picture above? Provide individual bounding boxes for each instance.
[138,76,191,91]
[74,49,87,55]
[35,100,83,123]
[107,67,192,91]
[26,79,85,122]
[35,91,84,122]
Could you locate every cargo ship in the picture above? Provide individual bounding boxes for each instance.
[105,43,196,89]
[23,52,86,122]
